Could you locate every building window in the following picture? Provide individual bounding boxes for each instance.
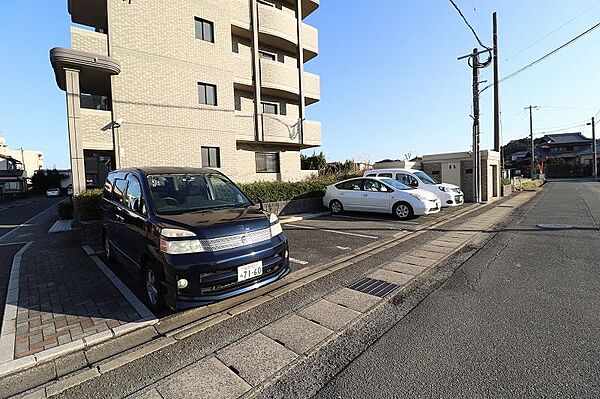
[195,17,214,43]
[201,146,221,168]
[262,102,279,115]
[198,83,217,106]
[259,50,277,61]
[80,93,110,111]
[256,152,280,173]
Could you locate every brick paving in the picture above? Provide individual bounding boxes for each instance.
[13,231,144,359]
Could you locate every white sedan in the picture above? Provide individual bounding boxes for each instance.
[323,177,441,220]
[46,188,61,198]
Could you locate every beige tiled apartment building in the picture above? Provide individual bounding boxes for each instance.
[50,0,321,194]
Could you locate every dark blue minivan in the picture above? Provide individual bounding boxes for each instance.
[101,167,290,311]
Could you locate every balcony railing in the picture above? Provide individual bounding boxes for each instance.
[260,59,321,103]
[235,113,321,147]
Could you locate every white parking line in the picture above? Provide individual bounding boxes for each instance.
[332,214,420,225]
[289,257,309,265]
[286,224,379,240]
[336,246,352,251]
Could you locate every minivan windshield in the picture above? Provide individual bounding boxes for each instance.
[414,171,438,185]
[380,178,413,190]
[147,173,251,214]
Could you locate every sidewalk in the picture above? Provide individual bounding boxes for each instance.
[0,222,155,367]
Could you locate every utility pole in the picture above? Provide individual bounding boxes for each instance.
[527,105,538,178]
[592,117,597,181]
[493,12,500,153]
[458,46,491,203]
[471,48,482,203]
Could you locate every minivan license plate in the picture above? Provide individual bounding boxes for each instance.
[238,261,263,282]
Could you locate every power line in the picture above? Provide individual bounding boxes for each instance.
[506,1,600,61]
[448,0,491,50]
[482,19,600,92]
[537,105,600,111]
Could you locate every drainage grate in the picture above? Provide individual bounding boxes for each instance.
[537,224,572,230]
[348,278,399,298]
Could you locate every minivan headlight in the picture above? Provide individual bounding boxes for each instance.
[160,228,206,254]
[269,213,283,237]
[438,186,449,192]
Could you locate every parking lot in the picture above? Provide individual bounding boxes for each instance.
[284,205,471,271]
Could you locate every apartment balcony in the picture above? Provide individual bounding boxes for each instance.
[68,0,108,31]
[71,27,108,56]
[235,114,321,148]
[260,59,320,104]
[231,0,319,61]
[302,0,320,18]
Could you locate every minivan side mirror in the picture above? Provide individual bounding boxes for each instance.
[410,181,419,188]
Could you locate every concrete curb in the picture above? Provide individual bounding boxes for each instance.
[0,241,33,364]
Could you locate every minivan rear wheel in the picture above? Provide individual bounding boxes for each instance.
[104,233,115,262]
[393,202,414,220]
[330,200,344,214]
[143,262,165,311]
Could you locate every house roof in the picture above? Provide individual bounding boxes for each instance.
[541,133,591,144]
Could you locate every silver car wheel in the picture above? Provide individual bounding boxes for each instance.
[331,200,342,214]
[395,204,410,219]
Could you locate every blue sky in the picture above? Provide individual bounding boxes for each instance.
[1,1,600,168]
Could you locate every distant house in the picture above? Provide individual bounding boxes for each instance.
[536,133,594,178]
[537,133,592,159]
[0,154,28,199]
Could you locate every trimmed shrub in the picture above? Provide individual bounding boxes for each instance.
[58,200,74,220]
[238,176,338,203]
[74,189,103,221]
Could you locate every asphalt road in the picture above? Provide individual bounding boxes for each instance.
[314,180,600,398]
[0,196,63,240]
[284,206,466,270]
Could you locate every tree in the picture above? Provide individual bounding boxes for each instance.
[301,151,327,171]
[30,169,68,194]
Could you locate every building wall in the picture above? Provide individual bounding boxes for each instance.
[0,146,44,179]
[93,0,319,183]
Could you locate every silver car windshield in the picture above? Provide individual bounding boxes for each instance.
[414,171,438,184]
[381,178,413,190]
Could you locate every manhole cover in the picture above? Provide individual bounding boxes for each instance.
[537,224,572,230]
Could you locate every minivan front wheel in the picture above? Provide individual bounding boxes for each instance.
[393,202,414,220]
[143,263,165,311]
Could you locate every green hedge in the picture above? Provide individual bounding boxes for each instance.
[238,177,338,203]
[74,189,103,221]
